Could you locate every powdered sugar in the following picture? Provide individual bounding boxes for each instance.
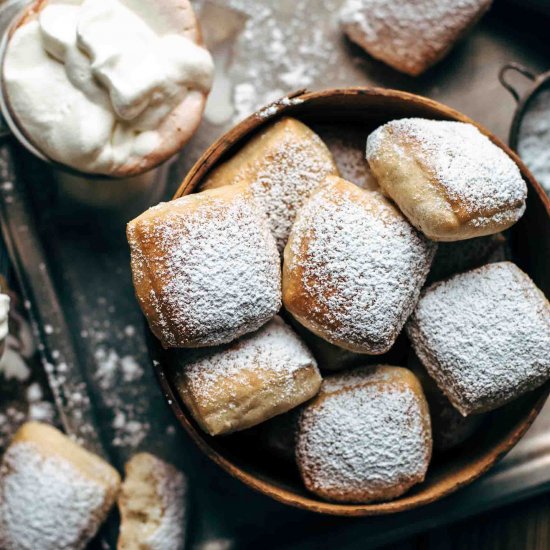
[129,191,281,347]
[317,124,379,190]
[518,86,550,195]
[146,458,187,550]
[339,0,492,75]
[204,119,338,253]
[367,119,527,227]
[296,368,431,502]
[0,442,108,550]
[285,180,435,353]
[180,316,318,410]
[407,262,550,415]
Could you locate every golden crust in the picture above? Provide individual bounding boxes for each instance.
[296,366,432,503]
[172,317,322,436]
[283,176,435,353]
[127,185,281,349]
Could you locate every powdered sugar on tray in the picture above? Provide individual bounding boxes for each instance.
[296,378,430,502]
[0,442,106,550]
[181,317,317,409]
[407,262,550,415]
[367,119,527,227]
[286,182,435,352]
[518,86,550,195]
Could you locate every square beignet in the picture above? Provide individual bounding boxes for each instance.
[339,0,492,76]
[366,119,527,241]
[0,422,120,550]
[172,316,322,436]
[296,366,432,503]
[127,185,281,348]
[201,117,339,252]
[407,262,550,415]
[283,176,436,354]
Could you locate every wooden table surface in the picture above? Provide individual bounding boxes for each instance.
[382,492,550,550]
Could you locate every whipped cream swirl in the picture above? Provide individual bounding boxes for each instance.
[3,0,213,174]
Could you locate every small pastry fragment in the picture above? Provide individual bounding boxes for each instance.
[408,353,483,451]
[366,119,527,241]
[172,316,322,436]
[0,422,120,550]
[427,233,509,283]
[407,262,550,415]
[201,117,339,252]
[127,185,281,348]
[296,366,432,503]
[283,176,436,354]
[339,0,492,76]
[118,453,187,550]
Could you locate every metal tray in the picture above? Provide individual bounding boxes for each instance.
[1,1,550,549]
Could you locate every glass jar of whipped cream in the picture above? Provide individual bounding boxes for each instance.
[0,0,213,215]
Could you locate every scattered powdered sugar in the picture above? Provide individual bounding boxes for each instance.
[205,0,341,123]
[129,192,281,348]
[339,0,492,75]
[146,457,188,550]
[180,316,318,410]
[367,119,527,227]
[296,375,431,502]
[256,96,305,119]
[518,86,550,195]
[316,124,379,191]
[286,182,435,352]
[407,262,550,415]
[0,442,108,550]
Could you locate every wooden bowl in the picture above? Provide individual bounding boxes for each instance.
[150,88,550,516]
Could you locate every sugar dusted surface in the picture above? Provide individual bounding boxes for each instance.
[146,457,187,550]
[286,184,435,352]
[367,119,527,227]
[182,316,318,410]
[227,123,338,252]
[0,442,107,550]
[297,376,431,502]
[129,192,281,347]
[339,0,491,74]
[408,262,550,415]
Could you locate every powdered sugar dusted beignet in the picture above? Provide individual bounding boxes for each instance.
[0,422,120,550]
[339,0,492,76]
[408,353,483,451]
[118,453,187,550]
[366,119,527,241]
[173,316,322,436]
[296,366,432,503]
[407,262,550,415]
[283,176,436,354]
[201,117,339,252]
[127,185,281,348]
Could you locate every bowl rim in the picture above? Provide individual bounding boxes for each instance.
[155,87,550,516]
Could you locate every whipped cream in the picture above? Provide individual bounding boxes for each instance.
[3,0,213,174]
[0,293,10,342]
